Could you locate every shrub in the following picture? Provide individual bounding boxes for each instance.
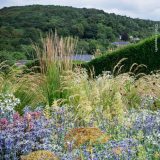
[84,35,160,75]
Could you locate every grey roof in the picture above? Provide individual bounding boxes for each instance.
[70,54,93,61]
[112,41,130,45]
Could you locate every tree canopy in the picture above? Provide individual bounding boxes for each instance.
[0,5,159,60]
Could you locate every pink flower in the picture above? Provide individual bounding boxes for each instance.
[13,112,20,121]
[0,118,8,125]
[0,118,8,129]
[30,111,41,119]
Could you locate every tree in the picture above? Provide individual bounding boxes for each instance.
[71,24,84,38]
[84,24,98,39]
[0,5,158,58]
[0,50,14,65]
[121,32,129,41]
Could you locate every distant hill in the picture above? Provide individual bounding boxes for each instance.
[0,5,159,60]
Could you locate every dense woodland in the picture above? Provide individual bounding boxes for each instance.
[0,5,159,62]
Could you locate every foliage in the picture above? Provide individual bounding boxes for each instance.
[0,5,159,58]
[25,59,40,73]
[0,50,27,68]
[0,51,14,65]
[0,50,27,65]
[84,35,160,75]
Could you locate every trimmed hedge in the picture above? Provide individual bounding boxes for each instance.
[84,35,160,75]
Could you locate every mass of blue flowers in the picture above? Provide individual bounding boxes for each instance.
[0,94,160,160]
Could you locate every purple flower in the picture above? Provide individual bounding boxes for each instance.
[0,118,8,129]
[13,112,20,121]
[0,110,54,160]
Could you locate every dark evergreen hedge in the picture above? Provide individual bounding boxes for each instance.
[84,35,160,75]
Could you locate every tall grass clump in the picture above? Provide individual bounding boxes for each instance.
[0,33,77,111]
[62,66,160,124]
[32,32,77,106]
[0,62,44,112]
[62,68,127,124]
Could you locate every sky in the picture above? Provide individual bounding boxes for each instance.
[0,0,160,21]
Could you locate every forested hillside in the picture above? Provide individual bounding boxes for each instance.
[0,5,159,61]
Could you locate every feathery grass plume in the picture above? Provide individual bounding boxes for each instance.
[129,63,138,72]
[113,58,128,75]
[14,73,45,112]
[135,73,146,79]
[117,64,125,75]
[135,73,160,109]
[133,64,147,74]
[64,127,110,150]
[21,150,58,160]
[32,31,78,106]
[128,63,147,79]
[33,31,77,74]
[62,68,95,123]
[63,67,128,123]
[109,91,126,123]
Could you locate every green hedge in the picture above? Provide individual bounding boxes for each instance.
[84,35,160,75]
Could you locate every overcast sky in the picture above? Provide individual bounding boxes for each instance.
[0,0,159,21]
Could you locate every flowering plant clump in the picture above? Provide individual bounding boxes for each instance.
[21,150,58,160]
[130,109,160,136]
[126,109,160,157]
[0,93,20,121]
[61,138,139,160]
[0,92,160,160]
[64,127,110,150]
[0,109,54,160]
[80,138,138,160]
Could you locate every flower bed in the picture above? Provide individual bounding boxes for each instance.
[0,94,160,160]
